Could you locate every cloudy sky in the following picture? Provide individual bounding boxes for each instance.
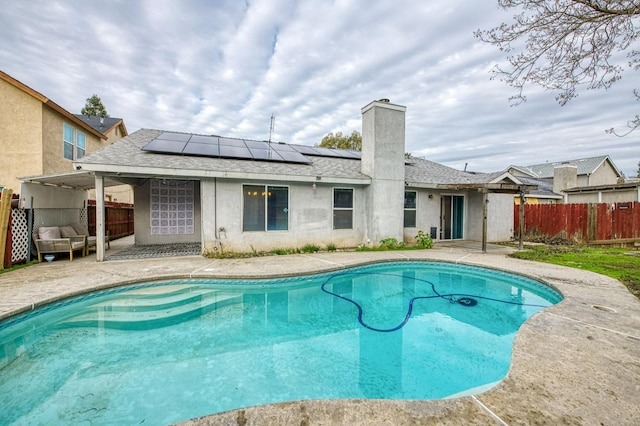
[1,0,638,176]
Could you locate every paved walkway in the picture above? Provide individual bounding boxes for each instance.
[1,239,639,425]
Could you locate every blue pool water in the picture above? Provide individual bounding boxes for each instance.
[0,261,562,425]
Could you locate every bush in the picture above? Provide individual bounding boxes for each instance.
[415,229,433,249]
[326,243,337,252]
[301,244,320,253]
[379,237,405,249]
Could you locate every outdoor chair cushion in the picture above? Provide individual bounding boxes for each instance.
[38,226,61,240]
[59,225,79,238]
[71,223,90,236]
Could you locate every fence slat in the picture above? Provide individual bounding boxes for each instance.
[514,202,640,243]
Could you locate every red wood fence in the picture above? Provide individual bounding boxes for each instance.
[514,202,640,243]
[88,200,134,239]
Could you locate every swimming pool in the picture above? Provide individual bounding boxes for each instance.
[0,261,562,425]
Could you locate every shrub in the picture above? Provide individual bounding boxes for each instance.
[379,237,405,249]
[301,243,320,253]
[415,229,433,249]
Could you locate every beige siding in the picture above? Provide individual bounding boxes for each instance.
[0,79,44,191]
[42,108,105,174]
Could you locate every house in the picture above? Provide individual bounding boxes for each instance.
[508,155,623,203]
[0,70,131,202]
[31,99,527,261]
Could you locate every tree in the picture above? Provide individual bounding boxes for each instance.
[316,130,362,151]
[475,1,640,133]
[637,160,640,177]
[81,94,109,117]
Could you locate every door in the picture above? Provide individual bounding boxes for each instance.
[441,195,464,239]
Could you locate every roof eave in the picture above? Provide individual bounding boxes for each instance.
[76,162,371,185]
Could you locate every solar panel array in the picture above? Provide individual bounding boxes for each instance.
[141,132,361,164]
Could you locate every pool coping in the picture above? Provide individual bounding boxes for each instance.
[1,242,639,425]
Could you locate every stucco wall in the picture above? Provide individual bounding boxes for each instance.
[21,182,88,209]
[134,179,202,245]
[588,162,620,186]
[200,179,367,253]
[0,79,43,192]
[42,108,103,174]
[567,189,640,203]
[452,191,514,242]
[487,192,516,241]
[402,189,441,243]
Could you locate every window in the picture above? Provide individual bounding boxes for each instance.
[63,123,86,160]
[76,131,86,159]
[243,185,289,232]
[333,188,353,229]
[404,191,417,227]
[63,123,74,160]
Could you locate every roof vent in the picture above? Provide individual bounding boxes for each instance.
[378,98,390,103]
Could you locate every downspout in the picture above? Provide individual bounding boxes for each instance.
[481,189,488,253]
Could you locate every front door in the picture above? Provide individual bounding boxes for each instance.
[441,195,464,239]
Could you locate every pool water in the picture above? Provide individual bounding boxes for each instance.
[0,261,561,425]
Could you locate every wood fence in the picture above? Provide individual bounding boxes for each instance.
[514,202,640,243]
[87,200,134,240]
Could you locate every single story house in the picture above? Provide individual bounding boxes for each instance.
[22,100,532,261]
[508,155,623,204]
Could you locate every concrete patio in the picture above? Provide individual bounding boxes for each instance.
[0,238,638,425]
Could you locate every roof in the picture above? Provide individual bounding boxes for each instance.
[516,176,562,199]
[511,155,622,179]
[76,129,369,185]
[0,70,107,140]
[74,114,128,137]
[73,128,529,193]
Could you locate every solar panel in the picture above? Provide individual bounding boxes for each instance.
[141,138,187,154]
[189,135,218,144]
[249,148,273,160]
[292,145,320,155]
[219,144,252,159]
[156,132,191,142]
[141,132,359,165]
[278,150,312,164]
[183,142,220,157]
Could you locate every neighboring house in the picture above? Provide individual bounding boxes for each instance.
[0,70,131,202]
[32,99,527,260]
[563,181,640,203]
[508,155,623,203]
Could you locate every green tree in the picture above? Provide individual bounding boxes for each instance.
[316,130,362,151]
[476,1,640,133]
[81,94,109,117]
[637,161,640,177]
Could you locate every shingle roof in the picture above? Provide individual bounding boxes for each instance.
[516,176,560,198]
[74,114,123,134]
[514,155,620,178]
[404,158,503,185]
[78,129,368,182]
[77,129,517,187]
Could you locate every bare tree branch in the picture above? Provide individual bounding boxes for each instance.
[476,1,640,135]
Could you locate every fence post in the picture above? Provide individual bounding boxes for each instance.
[0,188,14,269]
[587,203,597,243]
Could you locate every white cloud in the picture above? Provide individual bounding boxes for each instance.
[0,0,637,176]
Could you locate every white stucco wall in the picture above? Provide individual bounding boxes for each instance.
[134,179,202,245]
[20,182,87,209]
[200,179,368,253]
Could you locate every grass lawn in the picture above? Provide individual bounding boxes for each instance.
[510,245,640,299]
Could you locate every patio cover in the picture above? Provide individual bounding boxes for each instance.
[19,171,126,191]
